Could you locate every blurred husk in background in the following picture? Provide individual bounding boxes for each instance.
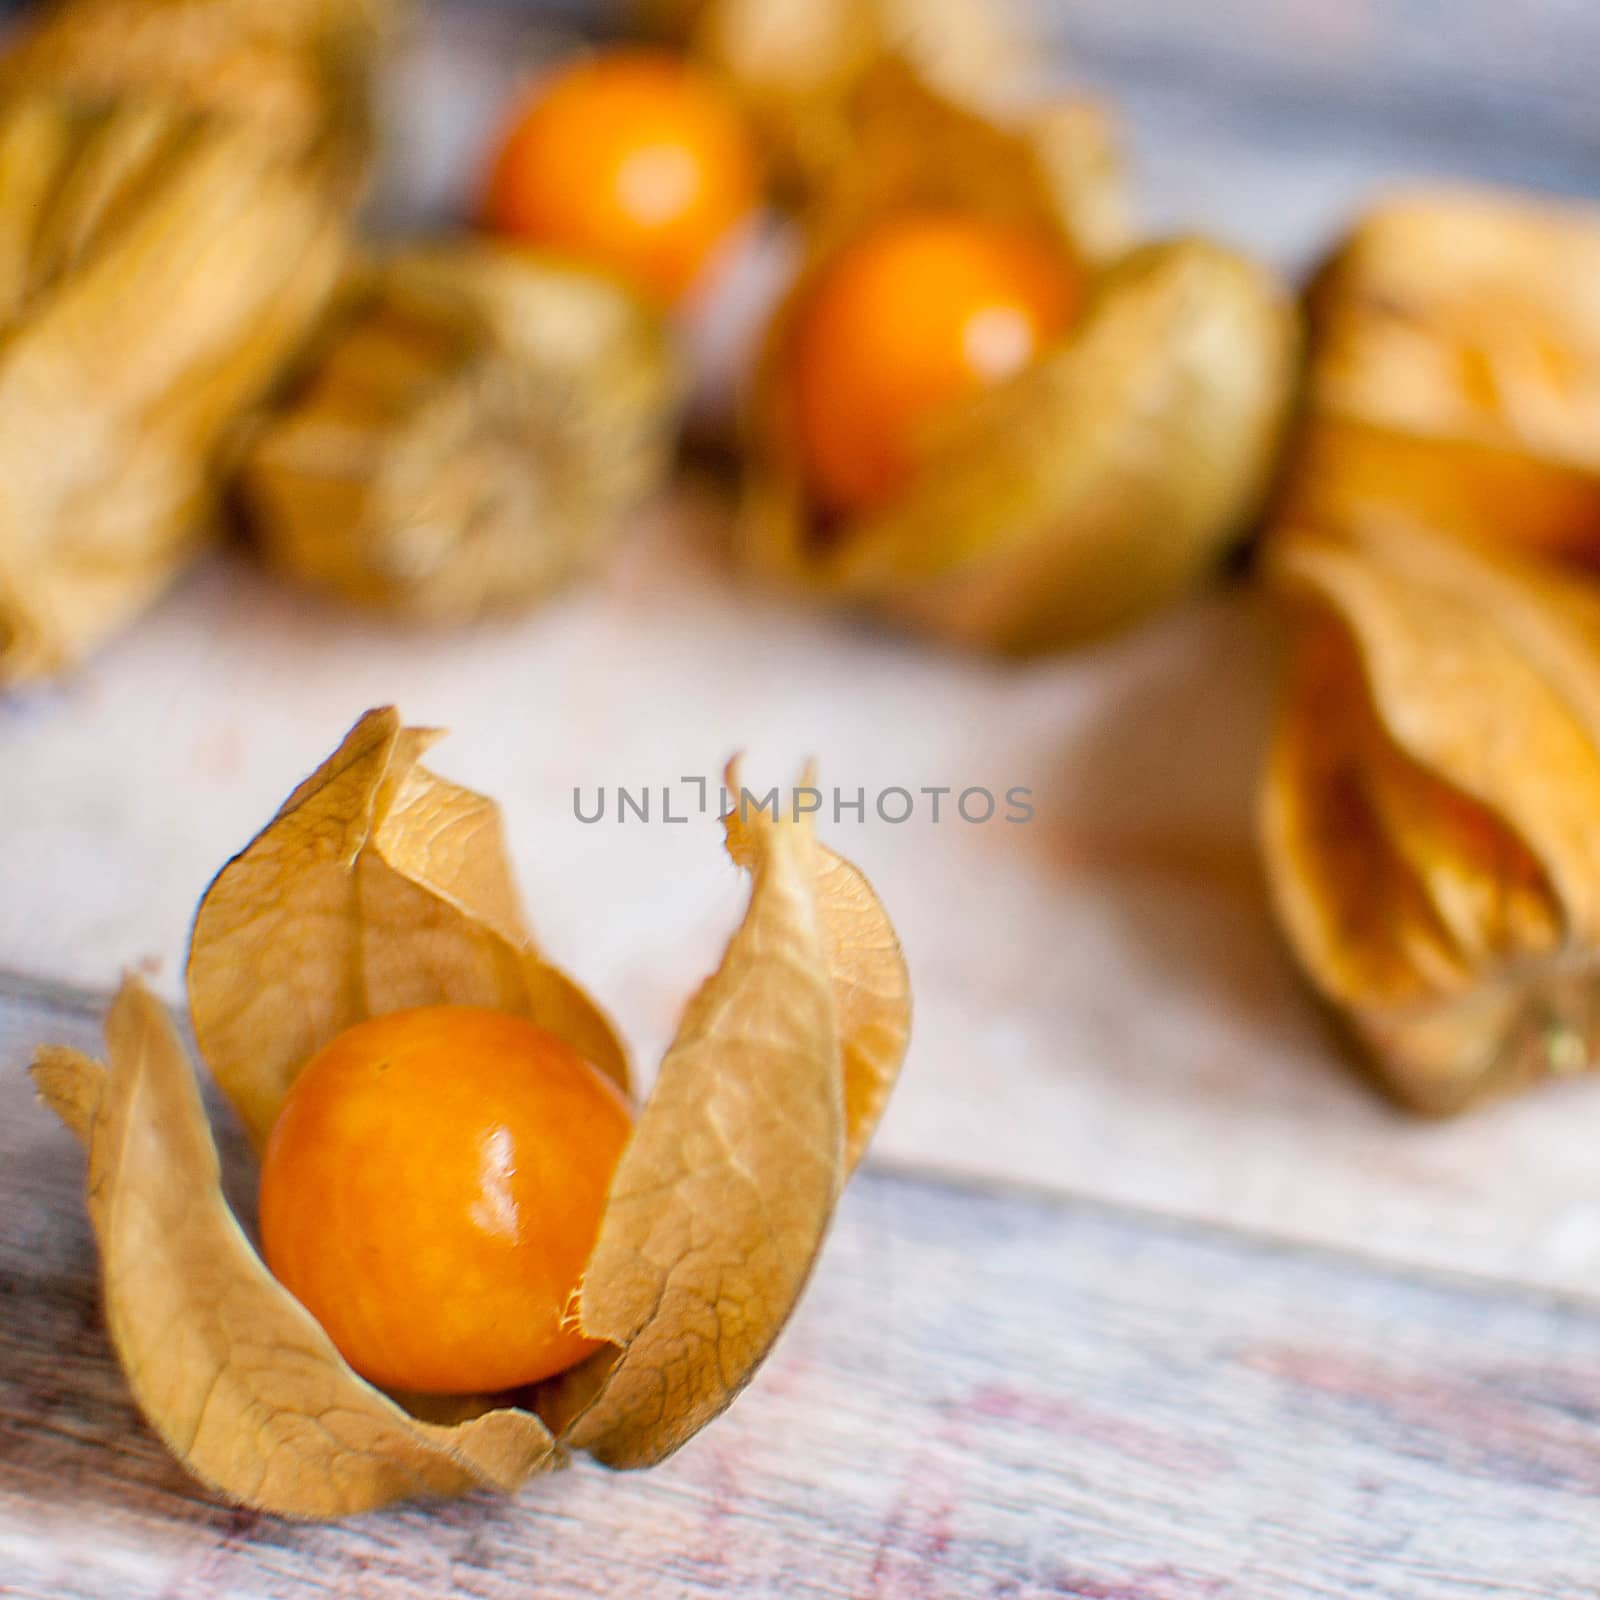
[1278,191,1600,577]
[1262,522,1600,1115]
[0,0,392,191]
[0,0,393,685]
[237,242,682,621]
[635,0,1043,208]
[1262,189,1600,1113]
[738,60,1299,654]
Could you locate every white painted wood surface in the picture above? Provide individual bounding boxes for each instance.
[7,985,1600,1600]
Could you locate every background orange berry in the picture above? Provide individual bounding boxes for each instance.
[785,212,1082,517]
[259,1006,633,1395]
[483,48,760,305]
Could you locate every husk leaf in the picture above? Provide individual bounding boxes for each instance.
[1278,189,1600,570]
[567,764,844,1466]
[236,242,682,621]
[0,90,348,684]
[638,0,1050,207]
[188,705,631,1147]
[797,57,1129,274]
[30,982,558,1517]
[1261,519,1600,1113]
[562,783,909,1466]
[745,235,1298,652]
[35,712,910,1512]
[0,0,392,193]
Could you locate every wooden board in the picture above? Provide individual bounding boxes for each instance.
[6,981,1600,1600]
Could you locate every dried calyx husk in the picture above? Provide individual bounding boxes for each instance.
[635,0,1050,210]
[1276,189,1600,573]
[32,707,910,1516]
[235,242,683,621]
[0,89,348,686]
[1261,519,1600,1114]
[740,65,1299,654]
[0,0,393,193]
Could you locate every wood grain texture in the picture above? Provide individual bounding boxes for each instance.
[6,980,1600,1599]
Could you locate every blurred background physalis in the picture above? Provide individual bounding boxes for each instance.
[482,47,761,306]
[785,209,1081,516]
[740,66,1296,653]
[237,240,682,620]
[259,1005,633,1394]
[1274,189,1600,575]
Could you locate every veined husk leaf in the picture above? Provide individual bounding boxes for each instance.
[188,705,632,1147]
[636,0,1069,216]
[1278,189,1600,570]
[0,0,392,192]
[0,90,348,686]
[1261,519,1600,1113]
[35,710,909,1514]
[32,985,559,1518]
[746,231,1297,653]
[235,242,682,621]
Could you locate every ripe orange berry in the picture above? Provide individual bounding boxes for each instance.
[785,212,1082,516]
[483,49,759,305]
[259,1006,632,1395]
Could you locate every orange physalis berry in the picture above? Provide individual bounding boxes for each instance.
[786,211,1082,516]
[483,49,759,305]
[259,1005,632,1394]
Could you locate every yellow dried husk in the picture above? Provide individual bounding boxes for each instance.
[33,708,911,1514]
[0,90,347,685]
[237,242,682,620]
[0,0,393,192]
[637,0,1051,210]
[741,68,1297,653]
[1277,189,1600,570]
[1261,520,1600,1114]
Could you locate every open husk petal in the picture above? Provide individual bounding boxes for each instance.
[567,766,843,1466]
[39,713,909,1513]
[1277,189,1600,571]
[1262,520,1600,1113]
[236,242,682,621]
[0,88,350,685]
[188,705,631,1147]
[746,236,1297,652]
[31,981,557,1518]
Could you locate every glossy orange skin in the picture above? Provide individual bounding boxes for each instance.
[483,49,759,304]
[786,212,1082,516]
[259,1006,633,1395]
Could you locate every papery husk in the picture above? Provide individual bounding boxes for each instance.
[0,0,393,193]
[235,242,682,621]
[740,60,1294,652]
[33,987,559,1518]
[747,231,1294,653]
[1277,190,1600,571]
[636,0,1057,215]
[1261,520,1600,1114]
[0,90,348,686]
[34,709,909,1514]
